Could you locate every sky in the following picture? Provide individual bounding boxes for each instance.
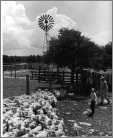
[2,1,112,56]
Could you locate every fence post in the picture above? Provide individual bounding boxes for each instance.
[14,65,16,78]
[10,66,12,77]
[26,75,30,95]
[62,70,65,82]
[14,69,16,78]
[11,70,12,77]
[48,71,52,89]
[38,66,41,82]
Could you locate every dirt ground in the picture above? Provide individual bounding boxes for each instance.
[56,99,112,136]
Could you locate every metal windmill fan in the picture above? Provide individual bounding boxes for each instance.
[38,14,54,52]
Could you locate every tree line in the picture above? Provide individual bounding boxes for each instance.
[44,28,112,71]
[3,28,112,71]
[3,55,42,64]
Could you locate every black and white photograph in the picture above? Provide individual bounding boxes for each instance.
[1,1,112,137]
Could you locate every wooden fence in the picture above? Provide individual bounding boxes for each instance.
[3,64,112,95]
[30,69,75,84]
[26,68,112,95]
[25,66,81,94]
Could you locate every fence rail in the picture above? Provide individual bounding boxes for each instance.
[3,64,112,95]
[30,69,77,84]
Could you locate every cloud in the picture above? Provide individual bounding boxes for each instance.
[2,3,111,56]
[24,6,78,53]
[2,1,33,55]
[2,4,78,56]
[30,7,78,50]
[35,7,77,37]
[29,6,112,48]
[82,30,112,46]
[47,7,77,30]
[91,30,112,46]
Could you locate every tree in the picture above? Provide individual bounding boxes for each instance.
[103,41,112,69]
[43,28,112,95]
[45,28,82,85]
[44,28,98,85]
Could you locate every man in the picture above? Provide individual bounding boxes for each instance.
[88,88,97,118]
[100,74,109,104]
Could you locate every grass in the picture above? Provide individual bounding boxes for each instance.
[3,78,61,98]
[3,78,39,98]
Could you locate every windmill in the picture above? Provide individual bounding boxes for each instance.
[38,14,54,52]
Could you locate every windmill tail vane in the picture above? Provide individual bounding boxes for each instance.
[38,14,55,52]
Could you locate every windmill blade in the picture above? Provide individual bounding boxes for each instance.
[47,24,54,31]
[40,25,45,31]
[42,14,45,20]
[39,17,44,22]
[48,15,53,21]
[48,16,54,22]
[47,14,50,20]
[48,22,54,26]
[45,14,48,19]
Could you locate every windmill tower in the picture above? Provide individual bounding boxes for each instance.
[38,14,54,52]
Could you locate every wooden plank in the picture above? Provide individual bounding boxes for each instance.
[26,75,30,95]
[29,69,75,86]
